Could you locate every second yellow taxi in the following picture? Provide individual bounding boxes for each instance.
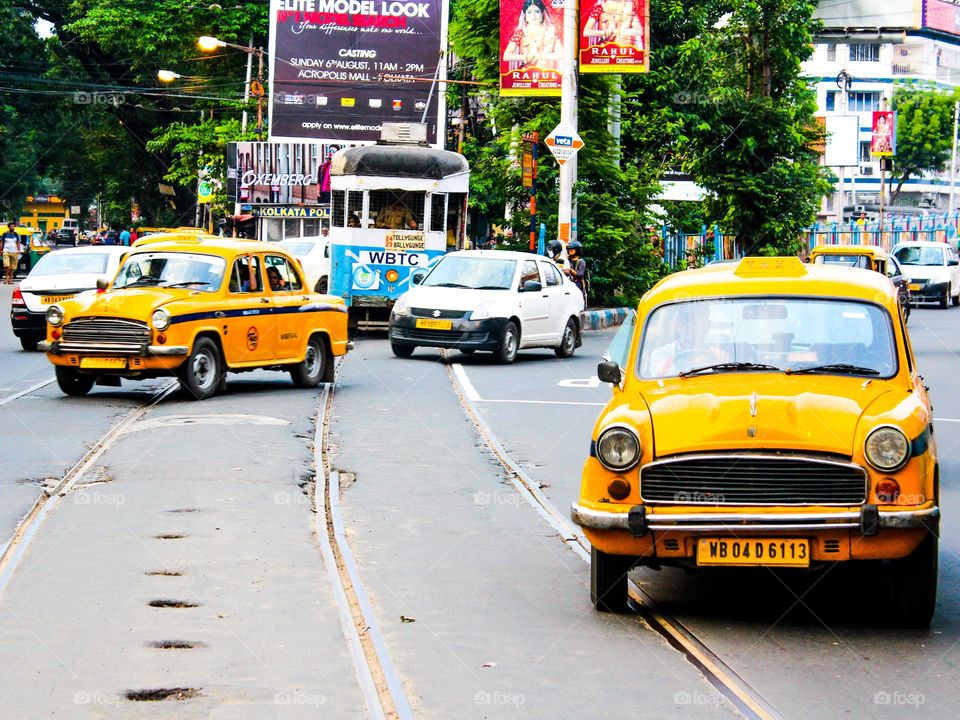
[39,235,349,400]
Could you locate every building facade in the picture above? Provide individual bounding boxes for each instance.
[805,1,960,220]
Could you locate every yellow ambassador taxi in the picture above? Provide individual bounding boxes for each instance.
[573,257,940,627]
[39,235,349,400]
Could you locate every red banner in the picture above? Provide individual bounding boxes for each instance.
[499,0,564,97]
[870,111,896,157]
[579,0,649,73]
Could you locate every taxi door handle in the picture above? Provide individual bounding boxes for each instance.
[260,298,270,304]
[214,311,225,318]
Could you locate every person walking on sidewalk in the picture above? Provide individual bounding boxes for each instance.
[1,223,22,285]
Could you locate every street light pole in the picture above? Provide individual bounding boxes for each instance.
[241,34,253,135]
[557,0,578,245]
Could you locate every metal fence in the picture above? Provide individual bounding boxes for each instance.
[657,213,960,269]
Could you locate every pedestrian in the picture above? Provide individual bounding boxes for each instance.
[1,222,22,285]
[118,227,131,246]
[564,239,588,300]
[129,227,138,244]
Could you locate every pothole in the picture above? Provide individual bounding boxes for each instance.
[145,570,183,577]
[155,534,186,540]
[148,599,200,609]
[148,640,206,649]
[125,688,201,702]
[167,508,202,513]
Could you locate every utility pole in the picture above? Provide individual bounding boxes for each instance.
[950,100,959,215]
[835,70,851,224]
[557,0,578,245]
[242,34,253,135]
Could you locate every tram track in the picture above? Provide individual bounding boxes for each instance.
[442,353,785,720]
[313,377,415,720]
[0,379,180,596]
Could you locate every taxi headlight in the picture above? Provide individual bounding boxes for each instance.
[151,308,171,331]
[392,295,411,317]
[46,304,64,327]
[865,426,910,471]
[470,302,499,321]
[596,426,641,471]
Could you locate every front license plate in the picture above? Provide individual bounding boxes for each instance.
[79,357,127,370]
[415,318,453,330]
[42,294,75,304]
[697,538,810,567]
[909,283,921,291]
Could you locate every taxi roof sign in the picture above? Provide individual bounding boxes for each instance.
[734,256,808,277]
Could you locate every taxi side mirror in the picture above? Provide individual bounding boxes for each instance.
[96,278,109,291]
[949,259,959,267]
[598,360,622,385]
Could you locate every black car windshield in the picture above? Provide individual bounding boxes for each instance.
[422,256,517,290]
[637,297,897,379]
[30,251,110,276]
[113,252,226,292]
[894,246,944,266]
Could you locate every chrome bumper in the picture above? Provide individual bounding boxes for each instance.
[571,503,940,535]
[38,340,188,357]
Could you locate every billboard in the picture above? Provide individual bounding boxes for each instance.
[499,0,564,96]
[226,141,356,206]
[267,0,447,146]
[824,116,859,167]
[870,111,896,157]
[579,0,649,73]
[814,1,919,28]
[924,0,960,35]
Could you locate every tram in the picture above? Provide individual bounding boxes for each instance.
[328,123,470,329]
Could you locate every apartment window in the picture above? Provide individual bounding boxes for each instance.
[848,91,881,112]
[826,43,837,62]
[825,91,836,111]
[850,44,880,62]
[859,141,872,163]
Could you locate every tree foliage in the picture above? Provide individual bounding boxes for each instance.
[890,82,960,205]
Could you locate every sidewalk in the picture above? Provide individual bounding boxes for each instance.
[580,307,633,331]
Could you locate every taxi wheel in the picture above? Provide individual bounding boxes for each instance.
[290,335,327,388]
[591,546,634,613]
[555,319,577,358]
[496,321,519,364]
[176,337,223,400]
[55,366,95,396]
[893,535,938,629]
[391,342,415,358]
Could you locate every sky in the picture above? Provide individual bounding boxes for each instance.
[35,18,54,38]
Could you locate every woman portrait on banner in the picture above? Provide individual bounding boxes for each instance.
[582,0,644,49]
[503,0,562,70]
[871,112,893,155]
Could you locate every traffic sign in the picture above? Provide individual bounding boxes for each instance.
[544,124,584,165]
[198,180,214,204]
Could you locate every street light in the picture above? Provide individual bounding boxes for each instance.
[157,70,182,83]
[197,35,265,139]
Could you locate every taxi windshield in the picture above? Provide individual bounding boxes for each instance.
[814,254,872,268]
[637,297,897,379]
[113,252,226,292]
[423,256,517,290]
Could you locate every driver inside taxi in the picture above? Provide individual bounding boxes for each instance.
[644,303,730,376]
[267,266,287,291]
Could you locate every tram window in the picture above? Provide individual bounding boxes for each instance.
[429,194,446,233]
[348,191,364,228]
[371,190,424,230]
[332,190,347,227]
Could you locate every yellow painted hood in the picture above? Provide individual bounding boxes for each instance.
[63,288,189,318]
[642,375,896,457]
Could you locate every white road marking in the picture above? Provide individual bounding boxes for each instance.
[934,417,960,423]
[480,398,606,407]
[450,363,480,401]
[558,375,601,388]
[0,378,55,407]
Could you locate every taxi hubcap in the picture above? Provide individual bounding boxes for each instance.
[193,352,214,388]
[305,346,319,375]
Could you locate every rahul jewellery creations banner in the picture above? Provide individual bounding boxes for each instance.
[578,0,649,73]
[499,0,564,97]
[268,0,447,144]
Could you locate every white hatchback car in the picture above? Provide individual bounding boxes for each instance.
[388,250,585,362]
[279,236,330,293]
[891,241,960,308]
[10,246,129,350]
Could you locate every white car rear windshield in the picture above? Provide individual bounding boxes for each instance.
[279,241,317,256]
[30,252,110,276]
[423,256,517,290]
[894,246,944,266]
[637,298,897,379]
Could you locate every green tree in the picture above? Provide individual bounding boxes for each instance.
[889,82,960,205]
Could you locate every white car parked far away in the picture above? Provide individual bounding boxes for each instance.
[279,236,330,294]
